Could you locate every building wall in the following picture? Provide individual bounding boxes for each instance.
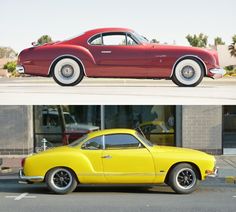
[217,45,236,67]
[0,105,33,155]
[182,105,222,154]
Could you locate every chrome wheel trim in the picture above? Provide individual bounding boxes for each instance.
[175,168,196,190]
[54,58,81,84]
[175,59,202,85]
[61,64,74,78]
[181,65,195,79]
[50,168,73,191]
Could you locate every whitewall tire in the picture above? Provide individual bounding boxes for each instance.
[172,58,204,87]
[52,58,84,86]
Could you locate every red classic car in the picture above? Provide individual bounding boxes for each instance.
[17,28,225,87]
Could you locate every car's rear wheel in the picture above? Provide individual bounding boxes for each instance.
[46,168,77,194]
[168,163,199,194]
[52,58,84,86]
[172,58,204,87]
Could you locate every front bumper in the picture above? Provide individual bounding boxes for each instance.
[209,68,226,79]
[206,167,219,178]
[16,65,25,74]
[19,169,44,181]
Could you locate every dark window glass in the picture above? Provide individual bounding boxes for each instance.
[82,136,103,150]
[223,106,236,149]
[104,106,175,146]
[105,134,141,149]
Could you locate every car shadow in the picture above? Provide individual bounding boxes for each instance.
[0,180,176,195]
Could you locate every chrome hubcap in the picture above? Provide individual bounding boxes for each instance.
[52,169,72,189]
[61,65,74,78]
[181,66,195,79]
[176,168,196,189]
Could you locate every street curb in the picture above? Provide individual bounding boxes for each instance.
[225,176,236,184]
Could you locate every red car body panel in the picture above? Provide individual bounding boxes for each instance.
[18,28,220,79]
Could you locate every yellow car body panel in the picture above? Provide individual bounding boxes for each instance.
[22,129,216,184]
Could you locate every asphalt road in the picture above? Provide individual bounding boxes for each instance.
[0,179,235,212]
[0,77,236,104]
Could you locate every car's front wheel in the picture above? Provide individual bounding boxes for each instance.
[172,58,204,87]
[52,58,84,86]
[46,167,78,194]
[168,163,199,194]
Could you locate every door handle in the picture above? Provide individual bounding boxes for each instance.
[101,51,112,54]
[101,155,112,159]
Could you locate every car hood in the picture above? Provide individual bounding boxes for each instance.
[146,43,214,53]
[151,145,213,158]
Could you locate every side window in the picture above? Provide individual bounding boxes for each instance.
[127,35,138,46]
[105,134,142,149]
[82,136,103,150]
[89,34,102,45]
[103,33,126,46]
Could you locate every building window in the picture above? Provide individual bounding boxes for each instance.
[104,106,176,146]
[223,106,236,151]
[33,106,101,152]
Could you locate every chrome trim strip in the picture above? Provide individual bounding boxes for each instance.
[19,169,44,181]
[170,55,208,77]
[47,54,87,76]
[101,51,112,54]
[16,65,25,74]
[77,172,164,177]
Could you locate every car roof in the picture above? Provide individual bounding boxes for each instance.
[87,128,136,139]
[85,27,133,35]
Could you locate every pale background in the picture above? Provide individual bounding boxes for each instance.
[0,0,235,52]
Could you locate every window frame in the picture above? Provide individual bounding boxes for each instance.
[88,32,140,46]
[81,135,105,150]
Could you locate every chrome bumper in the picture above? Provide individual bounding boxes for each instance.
[19,169,44,181]
[206,167,219,178]
[16,65,25,74]
[209,68,226,79]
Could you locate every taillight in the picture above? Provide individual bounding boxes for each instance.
[21,158,26,167]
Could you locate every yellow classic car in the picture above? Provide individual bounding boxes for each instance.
[19,129,218,194]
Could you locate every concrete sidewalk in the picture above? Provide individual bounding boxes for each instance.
[1,155,236,183]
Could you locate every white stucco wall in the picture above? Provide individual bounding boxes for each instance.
[217,45,236,67]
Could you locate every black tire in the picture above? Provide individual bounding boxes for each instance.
[172,58,204,87]
[52,58,84,86]
[46,167,78,194]
[168,163,199,194]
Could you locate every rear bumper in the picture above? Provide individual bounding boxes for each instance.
[16,65,25,74]
[206,167,219,178]
[19,169,44,181]
[209,68,226,79]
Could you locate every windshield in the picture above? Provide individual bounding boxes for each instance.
[69,135,88,147]
[132,31,149,44]
[135,132,153,147]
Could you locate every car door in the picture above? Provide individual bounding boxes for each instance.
[101,134,155,183]
[87,32,149,77]
[80,136,106,183]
